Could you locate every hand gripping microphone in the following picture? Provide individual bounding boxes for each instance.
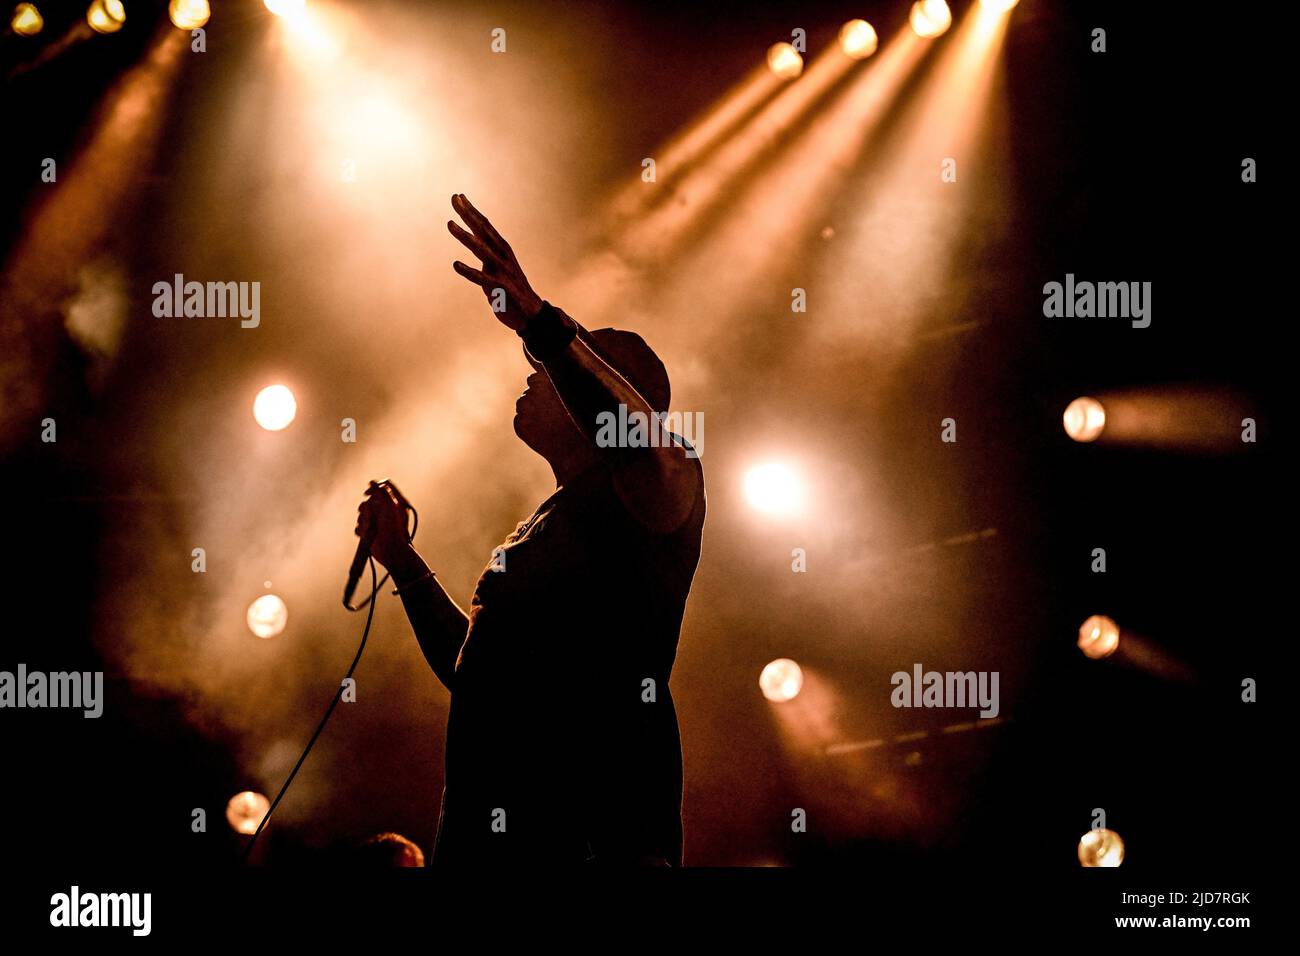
[344,521,378,610]
[343,479,413,610]
[248,480,418,861]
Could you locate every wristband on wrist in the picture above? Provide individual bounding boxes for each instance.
[521,301,578,362]
[391,568,434,596]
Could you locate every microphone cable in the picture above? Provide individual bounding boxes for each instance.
[241,502,418,862]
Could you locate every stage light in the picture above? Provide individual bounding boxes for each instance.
[11,3,42,35]
[979,0,1020,11]
[766,42,804,80]
[264,0,306,17]
[226,791,271,835]
[743,462,805,515]
[168,0,208,29]
[838,20,878,59]
[1078,828,1125,867]
[909,0,952,38]
[1078,614,1120,660]
[253,384,297,431]
[247,594,288,639]
[264,0,335,58]
[1063,396,1106,442]
[760,658,804,702]
[86,0,125,34]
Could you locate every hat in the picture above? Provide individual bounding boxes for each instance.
[525,326,671,414]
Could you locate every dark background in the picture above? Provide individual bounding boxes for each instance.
[0,0,1280,932]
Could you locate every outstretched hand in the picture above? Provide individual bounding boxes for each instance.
[447,193,543,331]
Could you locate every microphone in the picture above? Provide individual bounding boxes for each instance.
[344,479,413,610]
[343,522,377,610]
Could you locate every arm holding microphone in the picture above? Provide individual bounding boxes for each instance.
[356,481,469,693]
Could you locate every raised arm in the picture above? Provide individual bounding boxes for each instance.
[446,193,700,533]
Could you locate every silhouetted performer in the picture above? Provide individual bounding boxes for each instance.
[356,194,705,865]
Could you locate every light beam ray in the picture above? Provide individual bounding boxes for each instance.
[0,26,188,451]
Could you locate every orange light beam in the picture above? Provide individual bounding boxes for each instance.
[614,42,865,263]
[0,26,188,450]
[1074,387,1256,454]
[605,64,785,225]
[694,29,926,285]
[805,3,1015,350]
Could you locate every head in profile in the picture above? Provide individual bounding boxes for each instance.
[353,831,425,867]
[513,327,671,476]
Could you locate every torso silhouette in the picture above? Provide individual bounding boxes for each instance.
[433,455,705,864]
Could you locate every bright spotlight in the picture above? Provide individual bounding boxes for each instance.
[1077,615,1120,660]
[766,42,804,80]
[909,0,952,38]
[253,384,297,431]
[86,0,126,34]
[264,0,334,57]
[838,19,878,59]
[1077,828,1125,867]
[1063,396,1106,442]
[247,594,288,639]
[760,658,804,702]
[11,2,43,35]
[168,0,209,29]
[744,462,805,516]
[86,0,125,34]
[264,0,306,17]
[979,0,1020,11]
[226,791,270,835]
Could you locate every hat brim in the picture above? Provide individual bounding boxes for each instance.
[522,326,671,413]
